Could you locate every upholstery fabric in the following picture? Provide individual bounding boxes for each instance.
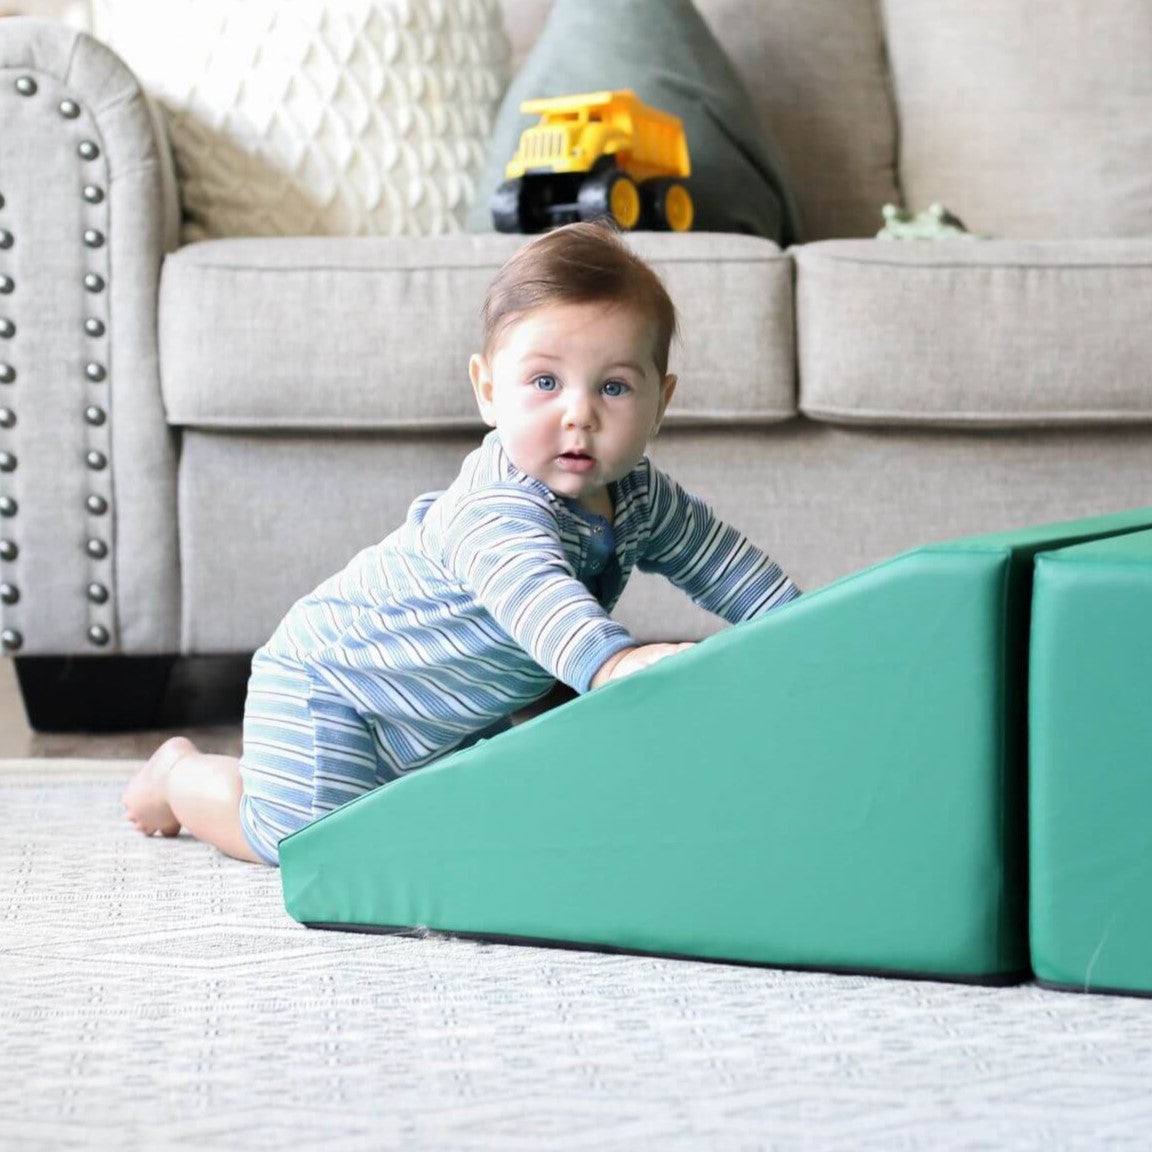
[177,425,1152,652]
[90,0,512,242]
[0,20,180,655]
[469,0,800,243]
[882,0,1152,239]
[158,232,795,430]
[796,240,1152,426]
[494,0,900,240]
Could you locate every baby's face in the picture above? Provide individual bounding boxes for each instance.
[469,301,676,512]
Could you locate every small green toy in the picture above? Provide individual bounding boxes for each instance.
[877,202,981,240]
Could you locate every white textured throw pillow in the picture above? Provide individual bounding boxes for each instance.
[91,0,511,240]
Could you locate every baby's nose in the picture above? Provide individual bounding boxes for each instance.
[563,397,596,428]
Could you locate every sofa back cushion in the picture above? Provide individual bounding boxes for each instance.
[495,0,900,241]
[884,0,1152,238]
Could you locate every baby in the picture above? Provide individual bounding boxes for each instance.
[123,221,800,865]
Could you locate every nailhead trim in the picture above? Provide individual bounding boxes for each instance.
[0,78,118,652]
[0,161,13,650]
[61,94,119,652]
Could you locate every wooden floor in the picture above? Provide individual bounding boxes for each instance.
[0,655,244,760]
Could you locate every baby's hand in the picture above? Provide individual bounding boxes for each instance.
[591,643,695,689]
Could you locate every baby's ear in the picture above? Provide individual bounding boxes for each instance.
[469,354,497,427]
[655,373,678,429]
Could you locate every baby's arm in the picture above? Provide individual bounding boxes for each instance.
[639,463,800,622]
[445,489,638,693]
[589,642,695,689]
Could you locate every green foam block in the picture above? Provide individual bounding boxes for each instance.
[1030,527,1152,996]
[280,507,1152,981]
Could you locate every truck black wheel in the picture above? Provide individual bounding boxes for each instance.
[641,178,695,232]
[486,177,548,233]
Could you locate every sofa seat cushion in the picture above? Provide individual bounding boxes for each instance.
[796,240,1152,427]
[159,233,796,430]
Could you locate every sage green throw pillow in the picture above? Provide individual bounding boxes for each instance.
[468,0,801,243]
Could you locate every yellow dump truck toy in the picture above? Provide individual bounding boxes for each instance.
[491,90,693,233]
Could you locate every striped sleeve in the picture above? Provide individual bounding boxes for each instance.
[444,488,636,693]
[637,463,801,622]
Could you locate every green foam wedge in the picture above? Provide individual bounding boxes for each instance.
[281,507,1152,982]
[1030,527,1152,996]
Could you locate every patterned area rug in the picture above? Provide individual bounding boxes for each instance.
[3,761,1152,1151]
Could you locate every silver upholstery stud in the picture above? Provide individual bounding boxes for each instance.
[86,494,108,515]
[0,539,17,561]
[85,318,104,337]
[84,273,105,293]
[83,185,104,205]
[1,629,22,651]
[0,230,12,250]
[0,319,14,339]
[87,624,110,646]
[86,363,106,382]
[15,76,37,97]
[86,450,107,470]
[0,408,15,429]
[59,98,81,119]
[0,276,13,294]
[0,451,15,472]
[78,140,100,161]
[0,495,15,516]
[0,365,15,384]
[0,582,18,605]
[87,582,109,604]
[83,229,105,249]
[86,539,108,560]
[84,405,106,426]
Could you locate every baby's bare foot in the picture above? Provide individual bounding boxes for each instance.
[122,736,197,838]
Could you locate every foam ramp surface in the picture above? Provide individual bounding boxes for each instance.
[281,508,1152,982]
[1030,527,1152,996]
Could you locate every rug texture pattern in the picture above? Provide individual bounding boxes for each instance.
[3,762,1152,1150]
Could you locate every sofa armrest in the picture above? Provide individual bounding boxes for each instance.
[0,17,181,656]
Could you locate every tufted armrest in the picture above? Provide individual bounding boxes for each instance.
[0,17,181,658]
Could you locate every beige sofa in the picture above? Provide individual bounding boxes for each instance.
[1,0,1151,728]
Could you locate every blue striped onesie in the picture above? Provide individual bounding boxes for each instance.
[238,431,800,864]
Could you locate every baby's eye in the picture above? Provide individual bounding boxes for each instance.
[602,379,630,398]
[533,375,558,393]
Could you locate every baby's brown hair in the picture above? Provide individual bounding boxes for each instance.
[481,222,678,375]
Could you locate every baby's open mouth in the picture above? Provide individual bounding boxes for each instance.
[557,451,595,472]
